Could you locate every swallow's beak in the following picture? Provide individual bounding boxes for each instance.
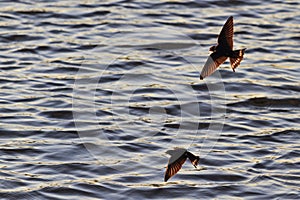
[209,45,216,52]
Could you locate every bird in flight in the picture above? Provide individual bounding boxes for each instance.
[164,148,200,182]
[200,16,246,80]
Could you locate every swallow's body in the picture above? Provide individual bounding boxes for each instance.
[200,16,246,80]
[164,148,200,182]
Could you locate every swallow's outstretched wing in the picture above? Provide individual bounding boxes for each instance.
[200,53,228,80]
[164,149,188,182]
[218,16,234,50]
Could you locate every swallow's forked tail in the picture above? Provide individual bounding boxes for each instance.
[230,48,246,72]
[186,151,200,168]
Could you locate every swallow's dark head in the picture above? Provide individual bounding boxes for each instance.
[209,45,217,52]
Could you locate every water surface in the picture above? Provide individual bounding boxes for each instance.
[0,0,299,199]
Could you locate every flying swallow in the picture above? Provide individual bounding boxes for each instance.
[164,148,200,182]
[200,16,246,80]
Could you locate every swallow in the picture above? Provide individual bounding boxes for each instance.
[200,16,246,80]
[164,148,200,182]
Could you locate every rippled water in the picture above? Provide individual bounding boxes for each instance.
[0,0,299,199]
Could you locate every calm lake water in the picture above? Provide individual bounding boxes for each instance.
[0,0,299,199]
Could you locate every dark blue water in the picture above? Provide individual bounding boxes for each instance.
[0,0,299,199]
